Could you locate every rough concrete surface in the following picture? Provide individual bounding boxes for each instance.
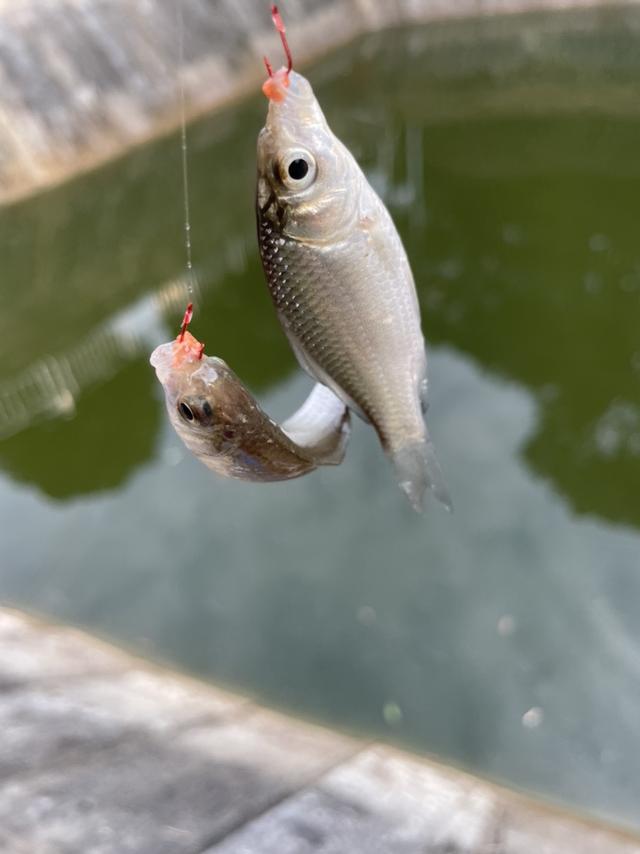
[0,607,639,854]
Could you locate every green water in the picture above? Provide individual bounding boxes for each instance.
[1,7,640,830]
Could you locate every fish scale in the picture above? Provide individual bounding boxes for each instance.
[259,214,419,444]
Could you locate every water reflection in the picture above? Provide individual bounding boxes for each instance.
[0,278,187,441]
[0,360,159,498]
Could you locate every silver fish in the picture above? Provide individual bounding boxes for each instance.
[256,62,450,511]
[150,325,350,482]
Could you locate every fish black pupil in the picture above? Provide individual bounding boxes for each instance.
[179,402,194,421]
[288,158,308,180]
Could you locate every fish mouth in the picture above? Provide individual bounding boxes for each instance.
[150,342,174,383]
[150,342,182,404]
[262,68,290,103]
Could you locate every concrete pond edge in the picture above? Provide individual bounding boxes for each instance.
[1,604,639,853]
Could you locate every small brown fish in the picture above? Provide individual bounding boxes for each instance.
[150,305,350,482]
[256,6,450,511]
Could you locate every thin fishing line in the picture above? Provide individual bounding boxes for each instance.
[177,0,195,291]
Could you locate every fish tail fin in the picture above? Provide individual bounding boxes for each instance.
[281,383,351,466]
[390,431,452,513]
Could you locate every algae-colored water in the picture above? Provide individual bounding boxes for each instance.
[1,7,639,830]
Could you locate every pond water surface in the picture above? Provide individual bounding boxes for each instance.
[1,6,640,831]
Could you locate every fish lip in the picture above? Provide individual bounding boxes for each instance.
[149,341,173,379]
[264,71,319,121]
[150,342,181,403]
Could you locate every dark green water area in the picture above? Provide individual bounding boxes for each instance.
[1,6,639,830]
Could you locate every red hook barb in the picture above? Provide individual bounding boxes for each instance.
[263,3,293,77]
[178,302,193,343]
[173,302,205,362]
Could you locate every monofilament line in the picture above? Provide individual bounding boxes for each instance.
[177,0,195,292]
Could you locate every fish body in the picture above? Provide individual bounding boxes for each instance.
[257,70,449,510]
[150,330,349,482]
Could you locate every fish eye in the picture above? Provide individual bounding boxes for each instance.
[288,159,308,180]
[280,149,316,190]
[178,401,195,422]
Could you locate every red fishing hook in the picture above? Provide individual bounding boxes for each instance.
[177,302,205,359]
[178,302,193,343]
[263,4,293,78]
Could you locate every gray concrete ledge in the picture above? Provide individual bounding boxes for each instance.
[0,606,638,854]
[0,0,637,205]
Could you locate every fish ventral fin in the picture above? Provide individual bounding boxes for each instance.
[390,432,452,513]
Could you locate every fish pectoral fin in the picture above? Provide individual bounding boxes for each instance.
[282,382,351,466]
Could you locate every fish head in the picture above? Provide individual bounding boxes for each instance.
[257,70,359,240]
[150,332,253,459]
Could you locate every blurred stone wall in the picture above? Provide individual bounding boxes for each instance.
[0,0,628,204]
